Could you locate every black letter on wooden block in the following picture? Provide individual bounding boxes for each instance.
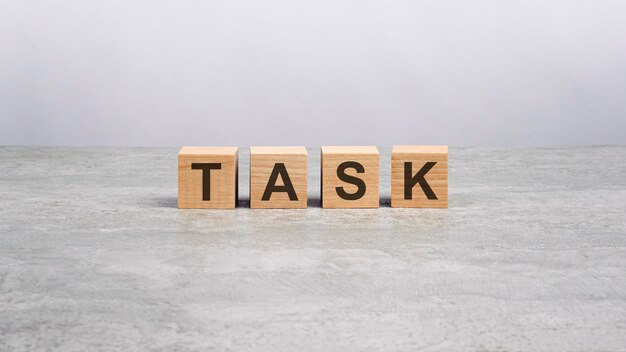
[404,162,437,200]
[262,163,298,201]
[191,163,222,201]
[336,161,366,200]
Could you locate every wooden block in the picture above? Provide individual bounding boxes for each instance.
[391,145,448,208]
[321,146,379,208]
[250,146,307,209]
[178,147,238,209]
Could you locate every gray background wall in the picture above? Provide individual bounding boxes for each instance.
[1,0,625,147]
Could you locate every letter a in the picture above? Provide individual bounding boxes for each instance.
[262,163,298,201]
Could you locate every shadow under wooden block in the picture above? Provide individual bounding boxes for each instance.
[321,146,379,208]
[250,146,307,209]
[178,146,238,209]
[391,145,448,208]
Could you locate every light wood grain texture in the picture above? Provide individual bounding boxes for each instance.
[321,146,379,208]
[178,146,238,209]
[391,145,448,208]
[250,146,307,209]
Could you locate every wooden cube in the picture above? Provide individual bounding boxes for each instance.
[250,146,307,209]
[178,147,238,209]
[321,146,379,208]
[391,145,448,208]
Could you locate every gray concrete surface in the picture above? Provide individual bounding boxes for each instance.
[0,146,625,351]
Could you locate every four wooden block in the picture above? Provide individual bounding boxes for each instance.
[391,145,448,208]
[178,147,238,209]
[177,145,448,209]
[321,146,379,208]
[250,146,307,209]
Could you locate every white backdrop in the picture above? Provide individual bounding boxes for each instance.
[1,0,625,146]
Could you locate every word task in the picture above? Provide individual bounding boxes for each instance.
[178,146,448,209]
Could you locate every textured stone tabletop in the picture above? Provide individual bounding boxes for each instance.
[1,146,625,351]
